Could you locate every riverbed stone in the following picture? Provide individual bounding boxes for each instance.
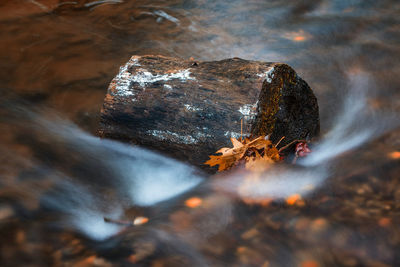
[98,55,319,169]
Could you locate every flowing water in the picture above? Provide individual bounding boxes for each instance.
[1,0,400,266]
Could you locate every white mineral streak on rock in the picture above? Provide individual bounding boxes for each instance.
[257,67,275,83]
[132,68,195,88]
[238,104,253,117]
[164,84,173,90]
[195,127,212,139]
[195,132,212,138]
[131,56,141,66]
[184,104,202,112]
[147,130,197,144]
[113,56,142,97]
[113,56,195,97]
[238,101,258,120]
[224,131,242,139]
[154,10,180,25]
[114,63,134,96]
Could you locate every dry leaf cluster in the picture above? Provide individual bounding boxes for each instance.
[205,136,282,172]
[206,135,312,206]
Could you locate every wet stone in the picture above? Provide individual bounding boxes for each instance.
[99,55,319,169]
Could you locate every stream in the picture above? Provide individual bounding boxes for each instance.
[1,0,400,266]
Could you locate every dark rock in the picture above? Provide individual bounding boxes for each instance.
[251,64,320,145]
[98,55,319,169]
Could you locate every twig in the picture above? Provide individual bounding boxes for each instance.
[240,119,243,142]
[104,217,134,226]
[275,136,285,147]
[278,139,307,152]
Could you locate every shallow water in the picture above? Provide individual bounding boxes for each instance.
[1,0,400,266]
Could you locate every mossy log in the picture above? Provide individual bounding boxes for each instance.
[98,55,319,170]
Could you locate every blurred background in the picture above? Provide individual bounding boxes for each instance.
[0,0,400,266]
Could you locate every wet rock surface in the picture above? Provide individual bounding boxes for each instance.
[99,55,319,168]
[251,64,320,145]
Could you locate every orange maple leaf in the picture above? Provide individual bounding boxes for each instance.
[205,137,246,171]
[205,136,282,171]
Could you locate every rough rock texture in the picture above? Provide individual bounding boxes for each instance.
[251,64,320,146]
[99,55,319,169]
